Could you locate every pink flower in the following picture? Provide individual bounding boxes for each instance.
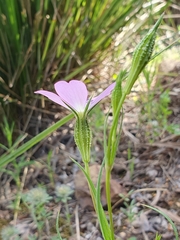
[35,80,115,115]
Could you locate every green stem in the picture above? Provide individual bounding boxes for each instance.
[56,208,63,240]
[105,165,114,240]
[65,201,73,235]
[31,206,42,237]
[105,91,127,240]
[13,174,22,224]
[107,92,126,167]
[84,161,97,212]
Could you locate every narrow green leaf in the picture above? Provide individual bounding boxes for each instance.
[42,15,57,62]
[56,209,64,240]
[96,159,112,240]
[142,204,179,240]
[0,114,74,167]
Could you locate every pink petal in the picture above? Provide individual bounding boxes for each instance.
[34,90,69,109]
[54,80,88,112]
[89,82,116,109]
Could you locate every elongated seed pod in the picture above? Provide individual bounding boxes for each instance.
[125,14,163,94]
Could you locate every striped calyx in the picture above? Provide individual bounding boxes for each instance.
[74,116,92,163]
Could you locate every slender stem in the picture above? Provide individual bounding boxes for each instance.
[84,161,97,212]
[31,206,42,237]
[65,201,73,235]
[105,92,127,240]
[14,160,30,224]
[107,92,126,166]
[56,207,63,240]
[106,165,114,240]
[13,173,21,224]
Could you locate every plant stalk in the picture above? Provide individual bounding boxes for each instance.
[65,201,73,235]
[105,91,127,239]
[105,165,114,240]
[84,161,97,212]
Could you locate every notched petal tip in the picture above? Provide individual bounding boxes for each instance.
[54,80,88,112]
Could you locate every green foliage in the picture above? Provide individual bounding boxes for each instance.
[140,88,180,141]
[155,233,162,240]
[23,187,52,206]
[55,184,74,203]
[55,184,74,235]
[158,90,180,135]
[156,90,179,133]
[120,196,137,223]
[0,116,14,149]
[22,187,52,237]
[1,226,21,240]
[56,210,64,240]
[1,156,31,188]
[1,155,32,215]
